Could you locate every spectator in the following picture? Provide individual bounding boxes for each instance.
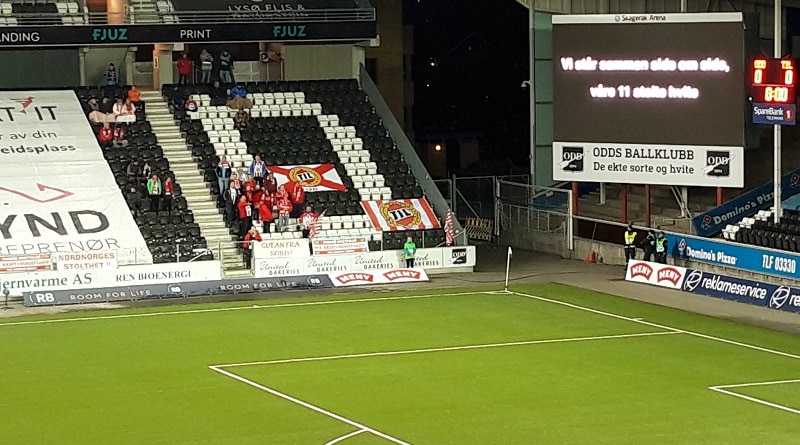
[219,50,234,84]
[199,49,214,84]
[216,156,232,194]
[242,226,262,268]
[99,97,113,113]
[113,98,136,123]
[640,229,656,262]
[184,97,198,114]
[223,181,240,227]
[177,53,192,85]
[112,124,128,148]
[237,195,253,236]
[230,173,242,192]
[127,86,141,104]
[251,184,265,205]
[142,161,152,179]
[298,206,319,238]
[276,184,288,201]
[146,174,162,212]
[98,123,114,147]
[243,174,256,198]
[255,197,274,233]
[234,109,250,130]
[237,168,249,185]
[290,182,306,209]
[86,98,100,113]
[264,171,277,195]
[227,83,251,109]
[162,176,174,212]
[104,63,119,96]
[126,159,141,177]
[276,194,293,232]
[249,155,266,186]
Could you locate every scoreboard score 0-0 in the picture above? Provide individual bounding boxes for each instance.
[751,58,796,103]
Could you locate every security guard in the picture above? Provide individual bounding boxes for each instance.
[404,236,417,268]
[623,224,637,264]
[655,231,668,264]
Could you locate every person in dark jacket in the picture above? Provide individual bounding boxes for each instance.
[223,182,240,228]
[655,231,668,264]
[640,229,657,262]
[216,156,232,195]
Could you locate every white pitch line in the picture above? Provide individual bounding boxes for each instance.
[0,291,481,328]
[711,379,800,389]
[509,291,800,361]
[708,386,800,415]
[209,366,412,445]
[323,429,368,445]
[213,331,680,368]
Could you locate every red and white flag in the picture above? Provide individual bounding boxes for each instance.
[445,209,455,246]
[362,198,442,231]
[268,164,346,192]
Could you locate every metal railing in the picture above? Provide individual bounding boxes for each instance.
[0,8,375,26]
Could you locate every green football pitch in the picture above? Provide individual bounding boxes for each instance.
[1,283,798,444]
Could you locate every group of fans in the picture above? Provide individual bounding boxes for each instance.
[623,224,668,264]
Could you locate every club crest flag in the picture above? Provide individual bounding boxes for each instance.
[362,199,442,231]
[267,164,346,192]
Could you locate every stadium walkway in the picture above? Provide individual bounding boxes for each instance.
[2,245,799,334]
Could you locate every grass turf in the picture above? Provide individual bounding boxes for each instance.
[0,283,798,444]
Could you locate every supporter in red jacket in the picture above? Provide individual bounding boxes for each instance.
[290,182,306,208]
[298,206,319,238]
[255,199,275,233]
[264,171,278,194]
[243,176,256,196]
[177,53,193,85]
[163,176,175,212]
[237,195,253,236]
[276,195,293,232]
[98,123,113,147]
[242,226,262,268]
[112,125,127,148]
[251,184,265,205]
[276,184,288,200]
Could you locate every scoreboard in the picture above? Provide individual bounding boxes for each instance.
[751,58,796,104]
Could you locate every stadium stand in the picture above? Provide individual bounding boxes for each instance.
[73,85,213,264]
[723,209,800,253]
[163,79,446,253]
[1,0,85,25]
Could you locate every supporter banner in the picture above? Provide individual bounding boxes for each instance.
[312,237,368,255]
[329,268,429,287]
[442,246,477,268]
[53,251,117,271]
[552,142,745,187]
[667,234,800,280]
[24,274,332,306]
[254,239,310,259]
[362,199,442,231]
[0,254,52,272]
[4,261,221,297]
[681,269,800,313]
[0,22,377,48]
[0,91,151,263]
[691,166,800,237]
[625,260,689,289]
[268,164,346,192]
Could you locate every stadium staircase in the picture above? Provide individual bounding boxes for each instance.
[139,90,248,276]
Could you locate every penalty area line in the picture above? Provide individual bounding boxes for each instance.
[212,330,681,368]
[209,366,412,445]
[708,384,800,415]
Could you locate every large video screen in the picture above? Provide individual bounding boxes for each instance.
[552,13,745,148]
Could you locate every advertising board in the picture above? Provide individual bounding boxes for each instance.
[328,268,429,287]
[0,254,52,272]
[254,239,310,259]
[312,237,369,255]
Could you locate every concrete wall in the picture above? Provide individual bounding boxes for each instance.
[365,0,408,129]
[502,224,800,287]
[283,45,363,80]
[0,49,80,88]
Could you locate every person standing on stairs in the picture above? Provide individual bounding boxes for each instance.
[177,53,193,85]
[162,176,174,212]
[224,181,240,228]
[147,174,162,213]
[237,195,253,237]
[216,156,232,195]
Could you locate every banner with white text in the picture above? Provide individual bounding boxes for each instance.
[0,91,151,263]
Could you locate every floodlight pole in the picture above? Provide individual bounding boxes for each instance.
[529,2,536,186]
[774,0,783,224]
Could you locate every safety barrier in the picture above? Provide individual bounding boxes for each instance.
[465,217,493,241]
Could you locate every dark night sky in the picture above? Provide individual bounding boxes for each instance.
[406,0,530,174]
